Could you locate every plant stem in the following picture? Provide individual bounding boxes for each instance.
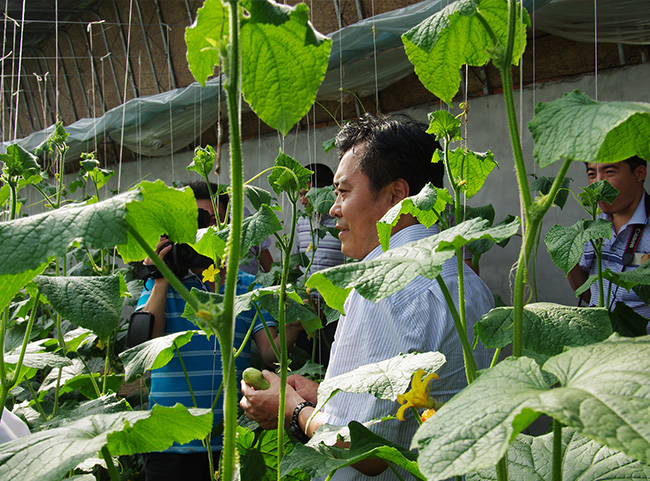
[220,2,244,480]
[175,343,198,408]
[552,419,563,481]
[276,194,300,471]
[0,308,9,424]
[126,222,200,312]
[100,445,121,481]
[436,275,477,383]
[496,456,508,481]
[78,355,102,399]
[9,180,18,220]
[595,241,605,307]
[10,293,42,389]
[102,338,110,394]
[25,381,47,420]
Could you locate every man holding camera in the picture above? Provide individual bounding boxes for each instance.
[134,181,286,481]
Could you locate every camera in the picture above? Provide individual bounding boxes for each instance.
[143,207,214,280]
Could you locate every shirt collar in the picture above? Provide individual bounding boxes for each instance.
[363,223,440,261]
[609,191,650,233]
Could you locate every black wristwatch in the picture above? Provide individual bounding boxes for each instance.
[290,401,315,444]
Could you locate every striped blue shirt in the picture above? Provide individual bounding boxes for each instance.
[295,214,346,275]
[321,224,494,481]
[136,270,275,453]
[579,193,650,325]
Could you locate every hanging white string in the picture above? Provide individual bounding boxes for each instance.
[7,11,19,140]
[532,0,536,178]
[336,0,343,124]
[167,24,174,181]
[54,0,58,120]
[594,0,598,101]
[12,0,27,141]
[519,0,524,152]
[116,0,134,193]
[87,20,105,155]
[372,0,379,112]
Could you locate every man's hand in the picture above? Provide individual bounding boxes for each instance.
[288,375,319,405]
[143,237,173,266]
[240,370,304,430]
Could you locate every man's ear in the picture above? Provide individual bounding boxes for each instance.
[389,178,410,205]
[634,164,647,184]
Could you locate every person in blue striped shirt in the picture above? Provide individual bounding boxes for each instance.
[241,114,494,480]
[568,157,649,327]
[294,163,346,366]
[136,181,283,481]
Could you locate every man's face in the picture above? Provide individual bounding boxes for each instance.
[299,181,312,208]
[586,161,646,217]
[330,145,396,260]
[196,199,219,226]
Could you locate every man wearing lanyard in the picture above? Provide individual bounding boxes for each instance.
[568,156,650,330]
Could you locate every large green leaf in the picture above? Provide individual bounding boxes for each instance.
[544,218,611,274]
[120,180,198,262]
[201,203,282,262]
[0,405,212,481]
[475,303,613,355]
[0,143,41,178]
[305,185,336,216]
[120,330,199,383]
[530,175,572,210]
[540,335,650,464]
[447,148,496,199]
[529,91,650,168]
[0,181,196,276]
[0,264,47,312]
[237,426,308,481]
[307,216,520,313]
[402,0,528,105]
[609,302,649,337]
[34,274,122,339]
[251,286,322,336]
[605,260,650,301]
[267,150,312,197]
[42,394,129,429]
[318,352,446,407]
[468,429,650,480]
[377,184,453,251]
[240,0,331,136]
[185,0,228,86]
[0,190,137,276]
[412,357,548,480]
[279,421,423,480]
[413,336,650,479]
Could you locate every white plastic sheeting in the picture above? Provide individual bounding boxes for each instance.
[5,0,646,162]
[535,0,650,45]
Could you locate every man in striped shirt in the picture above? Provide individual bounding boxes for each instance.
[136,182,283,481]
[241,114,494,480]
[568,157,649,328]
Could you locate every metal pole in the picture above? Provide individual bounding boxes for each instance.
[154,0,176,89]
[62,30,91,117]
[111,0,139,98]
[134,0,162,93]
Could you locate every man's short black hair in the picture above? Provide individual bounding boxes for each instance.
[305,163,334,188]
[334,113,443,195]
[187,180,229,213]
[623,156,647,173]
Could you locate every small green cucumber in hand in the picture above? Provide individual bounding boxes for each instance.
[243,367,270,390]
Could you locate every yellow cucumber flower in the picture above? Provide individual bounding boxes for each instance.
[396,369,438,421]
[202,264,220,283]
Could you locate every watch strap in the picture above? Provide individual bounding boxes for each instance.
[290,401,315,443]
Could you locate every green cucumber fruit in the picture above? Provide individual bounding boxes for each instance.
[242,367,270,390]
